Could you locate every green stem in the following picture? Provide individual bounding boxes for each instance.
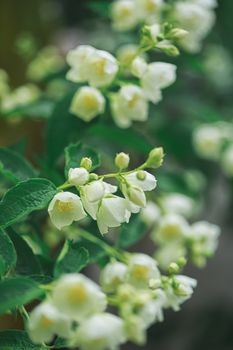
[77,228,126,262]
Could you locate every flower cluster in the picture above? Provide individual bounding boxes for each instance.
[193,122,233,177]
[48,148,163,235]
[141,192,220,268]
[111,0,217,53]
[66,40,177,127]
[28,253,196,348]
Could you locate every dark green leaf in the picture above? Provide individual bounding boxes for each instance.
[0,178,57,229]
[117,216,147,248]
[54,240,89,277]
[0,229,17,275]
[0,277,44,315]
[64,142,100,175]
[0,148,38,183]
[0,330,46,349]
[8,230,42,276]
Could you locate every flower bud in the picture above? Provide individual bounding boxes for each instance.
[88,173,98,181]
[169,28,189,40]
[177,257,187,268]
[115,152,130,170]
[127,186,146,207]
[168,262,180,275]
[68,167,89,186]
[146,147,164,168]
[80,157,93,171]
[157,41,180,57]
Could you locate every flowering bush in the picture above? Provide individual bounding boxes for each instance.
[0,0,223,349]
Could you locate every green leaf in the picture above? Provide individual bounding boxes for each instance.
[1,99,55,119]
[87,124,152,155]
[0,178,57,229]
[64,142,100,175]
[0,229,17,275]
[46,90,86,165]
[0,148,38,183]
[0,277,44,315]
[0,330,46,349]
[117,216,147,248]
[8,230,42,276]
[54,240,89,277]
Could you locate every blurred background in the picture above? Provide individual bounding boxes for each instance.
[0,0,233,349]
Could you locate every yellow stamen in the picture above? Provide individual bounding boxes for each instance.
[57,200,74,213]
[40,315,54,328]
[132,265,150,280]
[68,284,88,305]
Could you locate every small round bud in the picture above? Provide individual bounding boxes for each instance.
[146,147,164,168]
[115,152,130,170]
[177,257,187,268]
[136,170,146,181]
[149,278,161,289]
[88,173,99,181]
[80,157,92,171]
[157,42,180,57]
[127,186,146,207]
[175,284,189,297]
[168,262,180,275]
[68,167,89,186]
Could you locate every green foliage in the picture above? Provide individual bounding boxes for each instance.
[8,230,42,276]
[0,99,55,119]
[117,216,147,248]
[64,142,101,175]
[0,229,17,276]
[54,240,89,277]
[0,277,43,316]
[0,147,37,183]
[0,178,57,229]
[0,330,46,349]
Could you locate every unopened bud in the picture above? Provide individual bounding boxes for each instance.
[175,284,189,297]
[170,28,189,40]
[128,186,146,207]
[157,41,180,57]
[149,278,161,289]
[177,257,187,268]
[168,262,180,275]
[68,167,89,186]
[146,147,164,168]
[115,152,130,170]
[80,157,92,171]
[88,173,99,181]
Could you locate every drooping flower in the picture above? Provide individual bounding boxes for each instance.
[111,0,139,31]
[51,274,107,322]
[101,261,128,292]
[27,302,71,344]
[70,86,105,121]
[161,193,195,218]
[70,313,126,350]
[48,192,86,230]
[68,167,89,187]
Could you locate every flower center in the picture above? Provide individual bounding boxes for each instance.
[161,224,182,239]
[68,284,88,305]
[128,94,140,108]
[83,95,99,110]
[40,315,54,328]
[131,265,150,280]
[95,58,107,76]
[57,200,74,213]
[145,0,157,11]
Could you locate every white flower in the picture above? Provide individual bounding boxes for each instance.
[122,171,157,213]
[147,23,161,41]
[221,145,233,177]
[155,242,186,270]
[96,195,131,235]
[14,84,40,106]
[111,85,149,128]
[164,275,197,311]
[131,57,148,78]
[136,0,164,22]
[66,45,96,83]
[193,125,223,160]
[140,201,161,226]
[191,0,218,9]
[68,167,89,186]
[141,62,177,103]
[48,192,86,230]
[70,87,105,121]
[154,214,190,243]
[88,50,119,87]
[51,274,107,322]
[101,261,128,292]
[127,253,160,287]
[70,313,126,350]
[161,193,195,218]
[139,289,166,325]
[116,44,139,69]
[27,302,71,344]
[80,180,117,219]
[174,2,215,53]
[188,221,220,256]
[111,0,139,31]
